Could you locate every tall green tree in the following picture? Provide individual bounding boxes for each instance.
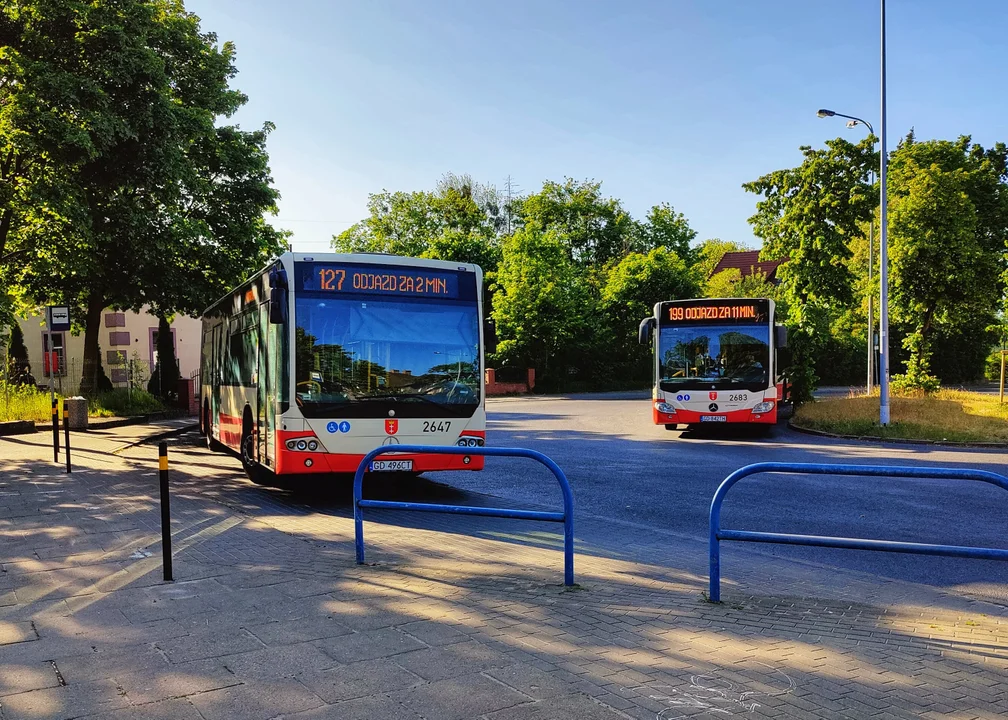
[886,134,1007,384]
[333,174,503,273]
[743,137,877,401]
[744,137,877,306]
[888,162,980,386]
[490,224,590,380]
[147,315,180,400]
[600,247,700,381]
[1,0,286,394]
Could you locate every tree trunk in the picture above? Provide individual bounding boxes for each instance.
[79,293,105,396]
[0,206,12,263]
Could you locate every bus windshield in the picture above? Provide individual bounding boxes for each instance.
[294,295,481,418]
[659,324,770,390]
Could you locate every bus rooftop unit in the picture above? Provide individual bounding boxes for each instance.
[638,298,789,429]
[199,252,489,483]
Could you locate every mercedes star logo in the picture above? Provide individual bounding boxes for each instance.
[381,436,400,446]
[708,402,719,412]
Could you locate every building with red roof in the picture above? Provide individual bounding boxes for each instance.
[709,250,786,283]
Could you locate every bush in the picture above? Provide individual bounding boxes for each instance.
[0,379,53,422]
[88,389,165,417]
[985,350,1004,383]
[890,372,941,395]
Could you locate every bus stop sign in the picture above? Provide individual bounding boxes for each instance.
[47,306,71,332]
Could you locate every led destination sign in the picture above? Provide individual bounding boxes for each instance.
[660,300,768,325]
[298,262,465,299]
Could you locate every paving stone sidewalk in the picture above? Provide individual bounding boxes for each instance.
[1,426,1006,719]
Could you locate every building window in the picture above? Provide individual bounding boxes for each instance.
[109,331,130,347]
[110,368,128,384]
[42,332,67,377]
[149,327,177,368]
[107,350,128,366]
[104,312,126,328]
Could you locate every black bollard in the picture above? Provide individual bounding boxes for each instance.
[63,403,71,473]
[51,398,59,463]
[158,442,173,581]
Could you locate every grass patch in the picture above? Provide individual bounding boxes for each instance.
[0,384,54,423]
[1,383,167,422]
[793,389,1008,443]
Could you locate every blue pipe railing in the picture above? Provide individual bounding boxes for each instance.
[709,462,1008,602]
[354,445,575,586]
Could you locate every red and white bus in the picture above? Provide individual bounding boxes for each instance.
[638,298,788,429]
[200,252,487,483]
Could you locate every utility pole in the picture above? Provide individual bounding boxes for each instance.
[879,0,891,426]
[503,175,520,235]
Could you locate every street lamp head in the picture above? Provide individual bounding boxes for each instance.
[816,109,836,118]
[846,119,859,128]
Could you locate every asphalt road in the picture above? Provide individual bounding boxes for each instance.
[427,393,1008,604]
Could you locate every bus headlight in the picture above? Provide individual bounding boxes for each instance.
[307,440,318,451]
[457,437,483,447]
[752,401,775,414]
[656,402,676,415]
[296,439,307,451]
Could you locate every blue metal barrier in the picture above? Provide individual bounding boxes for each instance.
[354,445,575,586]
[709,462,1008,602]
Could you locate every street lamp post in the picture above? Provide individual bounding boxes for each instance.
[879,0,890,426]
[816,109,876,395]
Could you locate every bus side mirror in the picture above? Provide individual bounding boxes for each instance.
[638,317,656,345]
[269,266,289,325]
[777,347,792,369]
[774,324,788,348]
[483,318,498,354]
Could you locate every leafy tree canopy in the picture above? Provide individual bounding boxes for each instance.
[516,179,635,267]
[1,0,287,393]
[744,137,877,308]
[602,247,700,324]
[332,173,503,273]
[637,203,698,263]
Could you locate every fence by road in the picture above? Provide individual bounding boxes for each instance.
[709,462,1008,602]
[354,445,575,585]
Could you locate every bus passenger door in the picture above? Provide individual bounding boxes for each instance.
[211,324,223,437]
[258,304,271,468]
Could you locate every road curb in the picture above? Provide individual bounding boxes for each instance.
[33,410,190,433]
[787,419,1008,449]
[0,420,36,436]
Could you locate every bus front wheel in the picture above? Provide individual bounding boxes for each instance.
[204,403,223,451]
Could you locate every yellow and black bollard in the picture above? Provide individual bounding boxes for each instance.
[51,397,59,463]
[63,401,71,473]
[158,442,173,581]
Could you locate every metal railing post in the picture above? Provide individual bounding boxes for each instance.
[354,445,575,586]
[63,402,71,473]
[158,442,173,581]
[709,462,1008,602]
[51,397,59,463]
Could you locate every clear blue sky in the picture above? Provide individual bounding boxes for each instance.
[186,0,1007,254]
